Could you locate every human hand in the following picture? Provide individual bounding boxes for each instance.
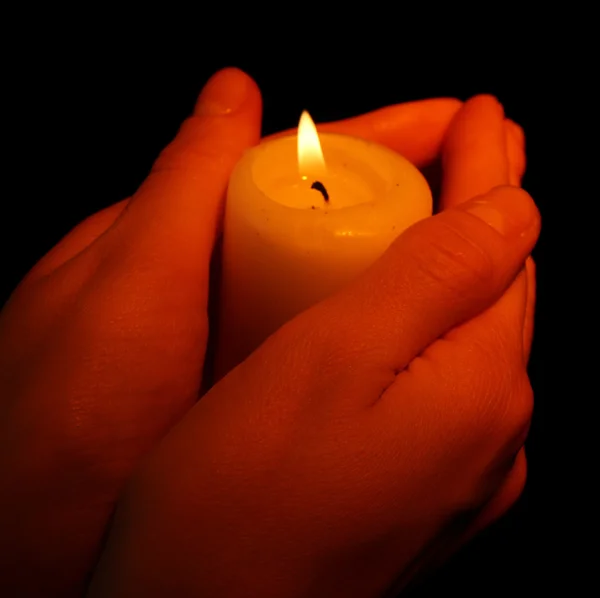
[0,69,467,597]
[86,98,539,597]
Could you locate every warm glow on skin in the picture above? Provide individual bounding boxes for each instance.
[0,65,537,598]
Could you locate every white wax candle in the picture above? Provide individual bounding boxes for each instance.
[215,112,432,378]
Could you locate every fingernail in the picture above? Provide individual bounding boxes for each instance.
[465,188,537,237]
[196,68,249,116]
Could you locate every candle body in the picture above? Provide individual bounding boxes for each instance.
[215,133,432,378]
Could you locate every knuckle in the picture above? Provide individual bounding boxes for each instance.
[502,374,534,437]
[479,370,533,443]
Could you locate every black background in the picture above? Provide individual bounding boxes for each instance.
[3,18,569,597]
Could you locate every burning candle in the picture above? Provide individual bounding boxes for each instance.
[215,111,432,378]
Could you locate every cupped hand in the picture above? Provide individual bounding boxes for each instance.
[0,69,467,597]
[86,98,539,596]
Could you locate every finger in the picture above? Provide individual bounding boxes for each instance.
[440,95,509,210]
[449,450,528,555]
[523,257,537,362]
[506,119,526,186]
[266,98,462,168]
[97,68,262,300]
[439,95,532,362]
[417,450,527,578]
[468,448,527,534]
[271,186,540,402]
[23,200,129,282]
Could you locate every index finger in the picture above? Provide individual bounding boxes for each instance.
[440,95,510,209]
[266,98,462,168]
[440,94,535,362]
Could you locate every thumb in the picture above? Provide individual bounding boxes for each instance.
[292,185,540,385]
[99,68,262,288]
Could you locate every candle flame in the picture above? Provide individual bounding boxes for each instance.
[298,111,326,179]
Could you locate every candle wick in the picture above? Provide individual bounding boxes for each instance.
[310,181,329,202]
